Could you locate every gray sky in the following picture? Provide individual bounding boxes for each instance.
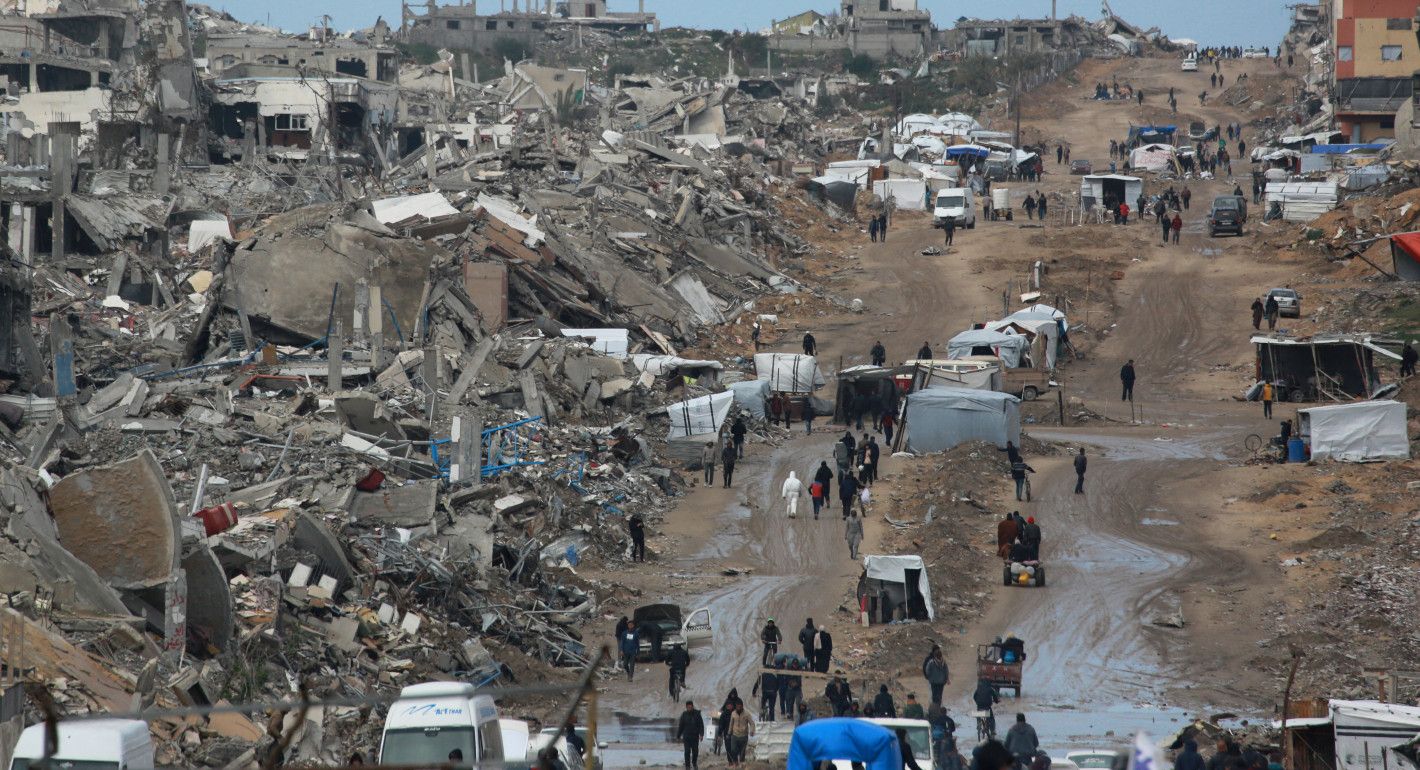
[213,0,1289,48]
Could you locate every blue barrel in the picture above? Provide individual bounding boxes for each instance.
[1287,438,1306,463]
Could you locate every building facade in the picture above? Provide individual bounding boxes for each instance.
[401,1,656,54]
[1332,0,1419,140]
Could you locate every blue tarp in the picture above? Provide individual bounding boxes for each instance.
[1308,143,1389,154]
[788,719,901,770]
[944,144,990,158]
[1132,124,1177,135]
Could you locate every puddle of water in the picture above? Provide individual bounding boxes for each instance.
[1140,518,1180,526]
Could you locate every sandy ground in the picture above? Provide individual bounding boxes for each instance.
[576,54,1355,764]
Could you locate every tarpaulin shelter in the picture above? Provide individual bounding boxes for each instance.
[859,554,934,622]
[1079,174,1142,210]
[806,176,859,210]
[728,378,771,419]
[787,719,901,770]
[1253,335,1400,400]
[666,391,735,439]
[945,144,990,159]
[1389,232,1420,281]
[561,328,629,359]
[946,329,1028,368]
[1298,401,1410,462]
[985,317,1059,369]
[1128,143,1178,172]
[1264,181,1339,222]
[833,365,906,424]
[1128,124,1177,143]
[873,179,928,210]
[901,387,1020,453]
[754,353,825,393]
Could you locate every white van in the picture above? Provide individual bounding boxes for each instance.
[380,682,504,767]
[9,719,154,770]
[932,187,976,229]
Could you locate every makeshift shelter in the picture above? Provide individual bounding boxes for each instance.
[787,719,901,770]
[1253,335,1400,400]
[754,353,824,393]
[561,328,629,359]
[666,391,735,439]
[1282,700,1420,770]
[900,387,1020,453]
[806,176,859,210]
[1297,401,1410,462]
[833,365,906,425]
[945,144,990,159]
[873,178,928,210]
[1264,181,1339,222]
[1389,232,1420,281]
[728,378,771,419]
[1128,143,1178,173]
[858,555,934,623]
[629,354,724,388]
[985,317,1059,369]
[1079,174,1143,211]
[946,329,1028,368]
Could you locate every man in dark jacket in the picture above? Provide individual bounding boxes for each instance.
[803,332,817,356]
[760,619,782,665]
[1020,517,1042,560]
[815,462,833,501]
[996,513,1019,559]
[618,621,641,681]
[1004,714,1039,768]
[666,642,690,695]
[1120,359,1136,401]
[1010,460,1035,502]
[872,684,897,718]
[1264,296,1280,330]
[628,513,646,562]
[1175,740,1205,770]
[973,679,1000,737]
[721,442,737,488]
[922,645,950,706]
[1073,448,1087,494]
[825,676,851,716]
[1250,298,1264,330]
[839,473,859,518]
[731,417,747,458]
[753,668,779,721]
[1401,340,1417,377]
[675,701,705,769]
[798,618,816,659]
[871,341,887,367]
[918,341,933,360]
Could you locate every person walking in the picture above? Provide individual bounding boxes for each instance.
[1118,201,1130,225]
[943,215,956,246]
[1120,359,1136,401]
[878,212,889,242]
[1024,195,1036,220]
[1037,192,1047,220]
[1160,213,1171,244]
[675,701,705,770]
[917,341,932,360]
[1056,145,1063,164]
[812,627,833,673]
[725,702,754,769]
[798,618,817,659]
[1181,186,1191,209]
[809,476,825,519]
[845,510,864,559]
[781,471,804,518]
[618,620,640,681]
[996,512,1019,559]
[871,340,887,367]
[701,441,716,486]
[872,685,897,718]
[721,442,737,488]
[839,472,859,518]
[803,400,815,435]
[1402,340,1418,377]
[1171,212,1182,243]
[628,512,646,562]
[1175,741,1206,770]
[881,409,896,447]
[1010,459,1035,502]
[803,332,817,357]
[869,216,880,243]
[814,461,833,504]
[1261,381,1274,419]
[832,436,850,478]
[1250,297,1265,330]
[730,416,747,458]
[922,645,950,706]
[865,437,880,485]
[751,321,761,351]
[1265,294,1280,330]
[825,674,850,715]
[1073,447,1087,494]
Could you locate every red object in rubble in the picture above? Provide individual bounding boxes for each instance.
[355,468,385,492]
[193,503,239,537]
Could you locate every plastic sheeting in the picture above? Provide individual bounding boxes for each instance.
[945,330,1028,368]
[1299,401,1409,462]
[629,354,724,376]
[1128,143,1177,172]
[862,555,934,620]
[561,328,629,359]
[874,179,928,210]
[902,387,1020,453]
[787,718,901,770]
[666,391,735,439]
[754,353,825,393]
[728,378,771,419]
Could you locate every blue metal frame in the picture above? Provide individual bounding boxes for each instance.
[430,416,547,480]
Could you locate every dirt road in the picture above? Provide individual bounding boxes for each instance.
[594,53,1302,759]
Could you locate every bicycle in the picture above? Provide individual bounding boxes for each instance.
[668,668,686,701]
[971,710,995,742]
[1244,433,1265,457]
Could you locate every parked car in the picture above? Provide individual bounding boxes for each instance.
[1208,196,1246,236]
[1242,47,1270,59]
[932,187,977,229]
[1070,159,1093,175]
[1181,55,1198,72]
[631,603,713,661]
[1266,287,1302,317]
[1066,751,1124,770]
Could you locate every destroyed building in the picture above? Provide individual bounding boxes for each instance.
[399,0,658,53]
[769,0,932,56]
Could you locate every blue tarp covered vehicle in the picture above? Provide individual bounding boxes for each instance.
[787,719,902,770]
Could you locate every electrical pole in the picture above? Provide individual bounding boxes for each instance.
[1014,71,1022,147]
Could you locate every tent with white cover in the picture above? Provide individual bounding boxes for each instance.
[946,329,1028,368]
[895,113,941,138]
[860,555,934,622]
[1297,401,1410,462]
[985,317,1059,369]
[754,353,825,393]
[873,179,928,210]
[901,387,1020,453]
[1128,143,1178,172]
[937,112,981,136]
[666,391,735,439]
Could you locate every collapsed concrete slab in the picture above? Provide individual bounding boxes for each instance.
[348,480,439,527]
[180,544,234,651]
[292,512,358,594]
[47,450,181,590]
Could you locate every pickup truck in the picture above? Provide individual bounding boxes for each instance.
[632,603,713,661]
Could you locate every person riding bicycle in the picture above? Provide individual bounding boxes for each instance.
[760,619,783,666]
[665,643,690,698]
[973,677,1000,738]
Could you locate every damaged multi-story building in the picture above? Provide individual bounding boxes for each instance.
[768,0,932,58]
[399,0,658,54]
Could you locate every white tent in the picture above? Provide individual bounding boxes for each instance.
[873,179,928,210]
[986,317,1059,369]
[946,329,1028,368]
[902,387,1021,453]
[862,554,934,621]
[1128,143,1177,172]
[895,113,941,138]
[1079,174,1143,211]
[666,391,735,439]
[1298,401,1409,462]
[1265,181,1338,221]
[753,353,825,393]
